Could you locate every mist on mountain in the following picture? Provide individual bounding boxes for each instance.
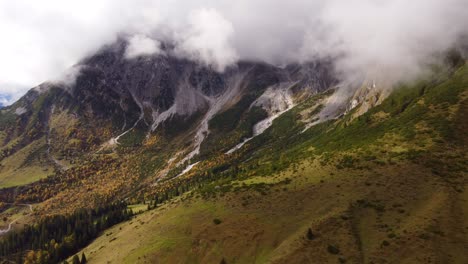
[1,0,468,102]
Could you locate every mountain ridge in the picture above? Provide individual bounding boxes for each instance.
[0,39,466,264]
[0,38,340,186]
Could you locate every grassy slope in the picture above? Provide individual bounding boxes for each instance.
[74,64,467,263]
[0,90,61,188]
[0,204,35,231]
[0,137,53,188]
[76,160,466,264]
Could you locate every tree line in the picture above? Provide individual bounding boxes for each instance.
[0,202,133,264]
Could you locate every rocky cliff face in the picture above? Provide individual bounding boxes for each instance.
[74,40,337,133]
[0,38,342,181]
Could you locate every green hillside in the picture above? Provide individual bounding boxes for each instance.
[67,63,467,263]
[0,59,466,263]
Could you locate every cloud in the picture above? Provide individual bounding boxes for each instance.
[175,8,238,71]
[0,0,163,102]
[50,65,84,90]
[298,0,468,83]
[0,0,121,102]
[0,0,467,105]
[125,34,162,59]
[0,94,13,107]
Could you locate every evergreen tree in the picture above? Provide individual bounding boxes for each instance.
[72,255,80,264]
[81,252,87,264]
[306,228,315,240]
[0,202,130,264]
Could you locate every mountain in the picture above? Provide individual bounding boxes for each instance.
[0,39,337,189]
[0,39,466,264]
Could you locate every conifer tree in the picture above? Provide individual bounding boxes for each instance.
[306,228,315,240]
[72,255,80,264]
[81,252,87,264]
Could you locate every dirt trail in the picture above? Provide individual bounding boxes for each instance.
[0,203,33,235]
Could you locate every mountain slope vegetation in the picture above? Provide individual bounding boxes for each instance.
[72,62,467,264]
[0,40,466,264]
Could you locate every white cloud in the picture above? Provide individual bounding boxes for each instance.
[175,8,238,71]
[0,95,13,107]
[50,65,84,90]
[125,35,162,59]
[0,0,467,105]
[0,0,163,102]
[298,0,468,83]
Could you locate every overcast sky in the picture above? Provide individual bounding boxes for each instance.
[1,0,467,105]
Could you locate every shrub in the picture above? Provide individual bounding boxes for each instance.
[327,245,340,255]
[306,228,315,240]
